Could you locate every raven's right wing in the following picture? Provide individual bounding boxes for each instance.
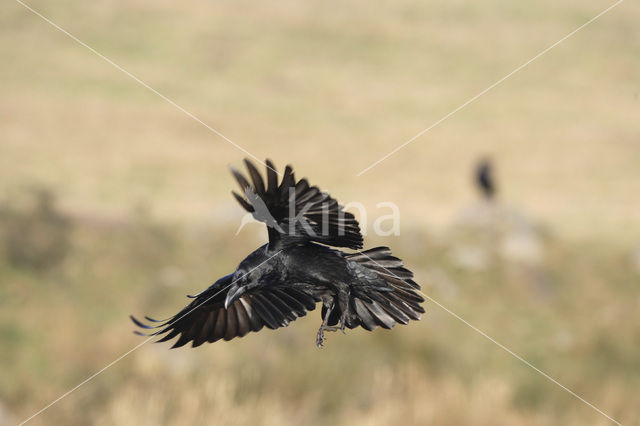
[230,159,363,249]
[131,275,318,348]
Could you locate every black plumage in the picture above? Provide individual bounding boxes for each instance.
[131,159,424,347]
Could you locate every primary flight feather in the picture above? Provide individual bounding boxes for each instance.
[131,159,424,347]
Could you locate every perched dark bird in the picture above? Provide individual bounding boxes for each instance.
[475,157,496,200]
[131,159,424,348]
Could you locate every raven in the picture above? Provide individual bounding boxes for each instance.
[475,157,496,200]
[131,159,424,348]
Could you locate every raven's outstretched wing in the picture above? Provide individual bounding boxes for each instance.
[230,159,363,249]
[130,274,317,348]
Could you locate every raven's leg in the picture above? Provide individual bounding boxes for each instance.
[316,298,339,348]
[335,284,352,334]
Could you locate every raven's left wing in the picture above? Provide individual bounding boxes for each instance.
[131,275,317,348]
[230,159,363,249]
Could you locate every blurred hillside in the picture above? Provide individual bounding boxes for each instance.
[1,0,639,424]
[1,0,639,240]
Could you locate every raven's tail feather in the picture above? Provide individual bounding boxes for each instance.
[345,247,425,331]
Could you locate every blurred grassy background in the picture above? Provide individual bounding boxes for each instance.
[1,0,639,424]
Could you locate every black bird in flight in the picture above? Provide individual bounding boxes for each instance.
[475,157,496,200]
[131,159,424,347]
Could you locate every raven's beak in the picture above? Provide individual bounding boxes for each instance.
[224,285,246,309]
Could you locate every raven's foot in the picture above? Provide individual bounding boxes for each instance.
[338,312,348,334]
[315,325,340,348]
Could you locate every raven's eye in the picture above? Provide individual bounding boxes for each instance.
[232,271,244,283]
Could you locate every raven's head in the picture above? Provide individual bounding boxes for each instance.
[224,264,281,309]
[224,246,281,309]
[224,268,251,309]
